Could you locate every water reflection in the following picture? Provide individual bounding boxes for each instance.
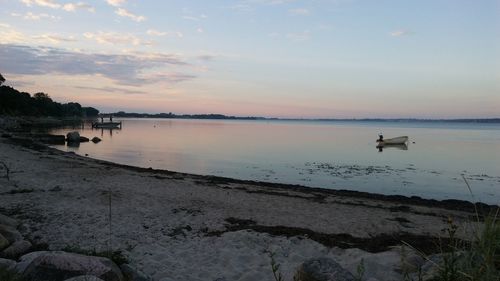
[94,127,120,138]
[377,143,408,152]
[48,118,500,204]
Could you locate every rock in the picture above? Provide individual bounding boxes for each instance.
[341,247,425,281]
[79,136,90,142]
[66,131,80,143]
[0,214,19,228]
[17,251,124,281]
[1,133,12,138]
[0,224,23,244]
[120,264,152,281]
[34,134,66,145]
[50,186,63,192]
[65,276,105,281]
[0,234,9,251]
[0,257,17,270]
[2,240,32,259]
[295,258,356,281]
[91,137,102,143]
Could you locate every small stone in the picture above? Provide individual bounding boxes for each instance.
[120,264,152,281]
[91,137,102,143]
[65,276,105,281]
[79,136,90,142]
[295,257,356,281]
[49,186,63,192]
[0,257,16,270]
[0,224,23,244]
[2,240,32,259]
[0,214,19,228]
[0,234,9,251]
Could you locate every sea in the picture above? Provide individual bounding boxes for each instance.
[49,118,500,204]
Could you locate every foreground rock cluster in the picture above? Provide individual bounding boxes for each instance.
[0,213,149,281]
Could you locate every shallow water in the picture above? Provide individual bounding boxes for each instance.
[50,119,500,204]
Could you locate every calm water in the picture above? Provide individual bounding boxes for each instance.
[50,119,500,204]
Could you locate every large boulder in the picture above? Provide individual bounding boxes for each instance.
[2,240,32,259]
[66,132,80,143]
[16,251,124,281]
[0,224,23,244]
[294,258,356,281]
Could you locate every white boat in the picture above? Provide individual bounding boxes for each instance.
[376,136,408,145]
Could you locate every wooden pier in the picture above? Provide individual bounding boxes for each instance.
[92,115,122,129]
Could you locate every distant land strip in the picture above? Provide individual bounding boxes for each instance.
[108,112,500,123]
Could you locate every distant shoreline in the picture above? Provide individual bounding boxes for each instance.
[106,112,500,123]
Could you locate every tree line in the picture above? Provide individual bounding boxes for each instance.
[112,111,264,120]
[0,73,99,118]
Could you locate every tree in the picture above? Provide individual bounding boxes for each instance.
[0,73,5,86]
[83,107,99,117]
[33,92,52,101]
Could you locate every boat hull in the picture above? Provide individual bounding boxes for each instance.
[377,136,408,145]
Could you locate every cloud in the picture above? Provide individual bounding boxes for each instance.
[0,30,28,44]
[106,0,126,7]
[21,0,60,9]
[75,85,146,95]
[182,15,201,21]
[248,0,294,5]
[32,34,78,44]
[286,30,310,41]
[288,8,309,16]
[20,0,95,12]
[0,44,194,86]
[63,2,95,12]
[11,12,60,20]
[146,29,183,38]
[84,31,153,46]
[0,25,76,45]
[115,8,146,22]
[390,30,413,37]
[197,28,204,33]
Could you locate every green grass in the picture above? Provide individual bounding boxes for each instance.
[422,176,500,281]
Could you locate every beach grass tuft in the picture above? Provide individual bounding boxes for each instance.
[268,251,284,281]
[419,176,500,281]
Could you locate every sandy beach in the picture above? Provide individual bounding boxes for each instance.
[0,133,493,281]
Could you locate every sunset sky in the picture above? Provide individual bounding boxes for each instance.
[0,0,498,118]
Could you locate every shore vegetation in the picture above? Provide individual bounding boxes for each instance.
[0,73,98,118]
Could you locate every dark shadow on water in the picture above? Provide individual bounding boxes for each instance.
[377,143,408,152]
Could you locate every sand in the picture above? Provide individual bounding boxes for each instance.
[0,134,487,280]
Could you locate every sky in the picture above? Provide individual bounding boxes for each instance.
[0,0,498,118]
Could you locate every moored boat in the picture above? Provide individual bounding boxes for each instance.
[376,136,408,145]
